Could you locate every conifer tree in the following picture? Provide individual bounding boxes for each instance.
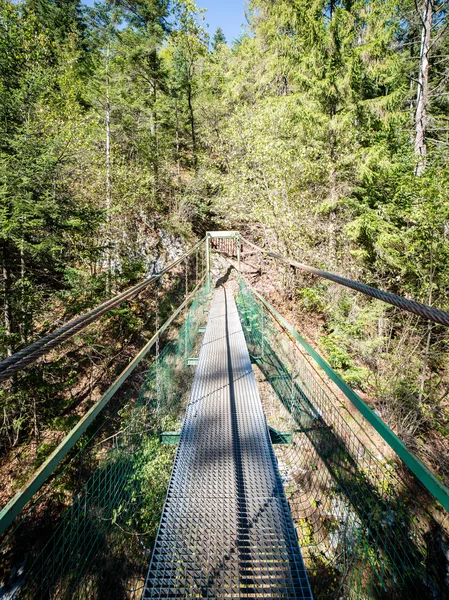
[212,26,226,51]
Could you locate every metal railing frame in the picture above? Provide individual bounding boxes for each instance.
[0,276,206,536]
[238,276,449,512]
[3,228,449,535]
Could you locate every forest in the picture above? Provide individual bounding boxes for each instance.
[0,0,449,543]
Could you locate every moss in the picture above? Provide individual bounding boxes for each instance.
[33,441,59,468]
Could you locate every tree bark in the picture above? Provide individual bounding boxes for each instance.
[2,242,14,357]
[328,102,338,264]
[175,97,181,179]
[151,79,159,201]
[414,0,433,176]
[187,67,197,170]
[105,40,112,295]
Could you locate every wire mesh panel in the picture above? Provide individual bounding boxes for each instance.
[1,285,210,600]
[211,237,236,257]
[143,287,313,599]
[235,278,449,600]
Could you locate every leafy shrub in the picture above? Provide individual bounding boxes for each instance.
[296,287,325,313]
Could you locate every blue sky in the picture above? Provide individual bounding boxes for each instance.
[196,0,246,44]
[82,1,247,44]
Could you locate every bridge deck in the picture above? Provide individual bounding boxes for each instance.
[143,287,312,599]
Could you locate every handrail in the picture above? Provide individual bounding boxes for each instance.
[241,236,449,327]
[0,275,206,536]
[0,238,205,383]
[240,278,449,512]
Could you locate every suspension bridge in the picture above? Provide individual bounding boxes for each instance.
[0,232,448,599]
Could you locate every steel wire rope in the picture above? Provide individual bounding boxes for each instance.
[234,280,436,597]
[206,251,433,595]
[0,238,206,383]
[241,236,449,327]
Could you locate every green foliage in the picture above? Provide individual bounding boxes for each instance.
[319,330,370,389]
[128,435,175,538]
[212,27,226,51]
[33,441,58,468]
[296,287,326,313]
[0,0,448,555]
[320,334,354,371]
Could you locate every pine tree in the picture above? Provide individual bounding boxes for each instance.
[212,27,226,51]
[0,0,99,353]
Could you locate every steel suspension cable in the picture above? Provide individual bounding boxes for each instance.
[0,274,207,536]
[241,236,449,327]
[0,238,206,383]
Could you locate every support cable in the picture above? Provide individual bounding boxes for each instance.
[0,275,206,536]
[241,236,449,327]
[237,276,449,512]
[0,238,205,383]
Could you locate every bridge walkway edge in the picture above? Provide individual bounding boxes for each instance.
[143,286,313,599]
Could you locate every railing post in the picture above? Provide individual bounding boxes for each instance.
[237,234,241,273]
[206,235,211,292]
[185,258,189,357]
[261,307,265,360]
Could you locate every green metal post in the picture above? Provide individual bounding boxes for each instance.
[249,284,449,512]
[0,276,207,536]
[237,235,241,273]
[206,235,211,292]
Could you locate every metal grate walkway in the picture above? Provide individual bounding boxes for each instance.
[143,287,313,599]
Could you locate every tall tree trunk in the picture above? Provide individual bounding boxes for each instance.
[414,0,433,176]
[2,242,14,357]
[105,40,112,296]
[175,97,181,180]
[151,79,159,201]
[328,98,338,264]
[187,70,197,171]
[415,2,434,396]
[409,32,416,135]
[20,233,27,345]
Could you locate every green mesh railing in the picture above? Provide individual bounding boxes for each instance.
[2,260,448,600]
[1,284,210,600]
[235,277,448,600]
